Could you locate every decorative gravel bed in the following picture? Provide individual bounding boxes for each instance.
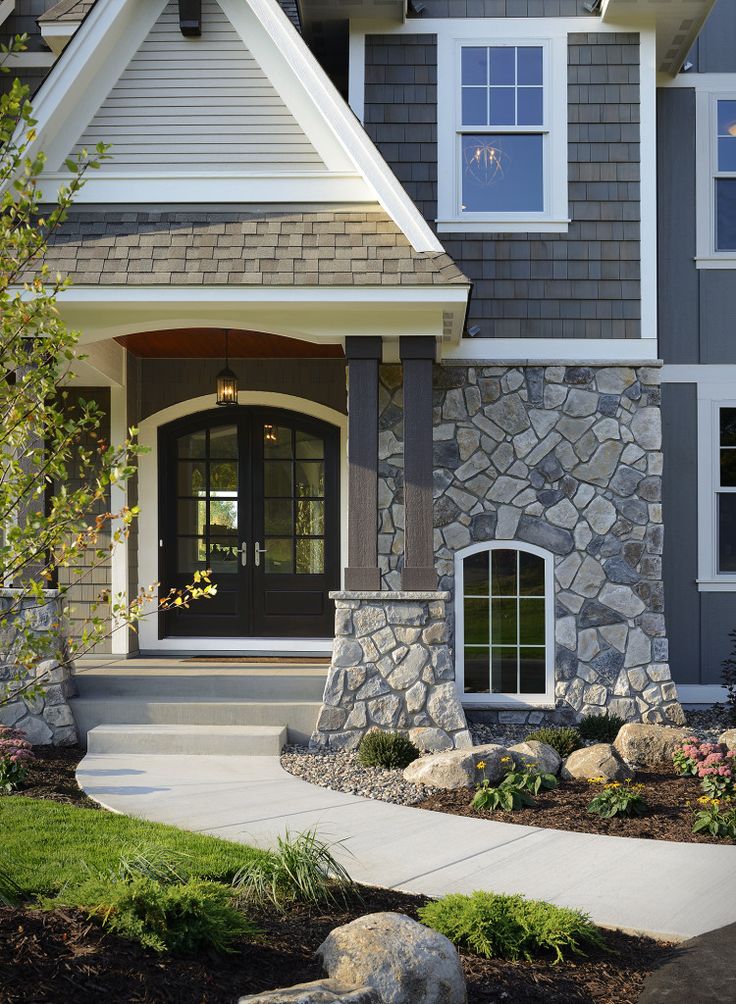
[281,746,438,805]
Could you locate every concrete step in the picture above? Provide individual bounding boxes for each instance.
[70,698,320,745]
[73,667,328,702]
[86,723,287,756]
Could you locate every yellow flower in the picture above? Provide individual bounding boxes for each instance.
[476,761,487,770]
[607,782,621,789]
[501,756,511,764]
[587,776,606,784]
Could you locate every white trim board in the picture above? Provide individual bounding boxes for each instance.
[676,684,729,705]
[24,0,442,252]
[444,337,660,363]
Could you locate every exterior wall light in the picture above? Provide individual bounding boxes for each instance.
[216,331,238,406]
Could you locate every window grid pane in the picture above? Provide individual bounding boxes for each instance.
[460,45,544,130]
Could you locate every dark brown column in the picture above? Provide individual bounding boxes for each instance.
[400,337,436,591]
[344,337,382,591]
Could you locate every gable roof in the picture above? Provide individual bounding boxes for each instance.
[26,0,443,253]
[23,207,467,287]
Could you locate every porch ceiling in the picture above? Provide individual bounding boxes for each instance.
[116,328,345,359]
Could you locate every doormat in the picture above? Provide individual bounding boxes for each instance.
[184,656,330,664]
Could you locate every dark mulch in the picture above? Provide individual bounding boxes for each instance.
[16,744,97,809]
[0,897,673,1004]
[417,770,734,844]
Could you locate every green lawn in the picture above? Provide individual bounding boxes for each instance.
[0,798,266,898]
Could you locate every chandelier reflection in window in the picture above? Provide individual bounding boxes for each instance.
[464,140,510,187]
[264,424,278,445]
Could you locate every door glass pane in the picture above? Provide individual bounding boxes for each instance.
[462,134,543,214]
[464,551,489,595]
[296,500,324,536]
[265,500,293,535]
[492,597,517,645]
[720,408,736,447]
[178,430,206,459]
[296,538,324,575]
[295,461,324,498]
[264,425,293,459]
[209,425,237,458]
[719,494,736,572]
[265,461,293,497]
[177,499,207,536]
[265,537,293,574]
[209,497,237,533]
[721,451,736,488]
[464,648,490,693]
[177,537,206,572]
[519,648,546,694]
[209,536,238,572]
[718,100,736,170]
[519,598,545,645]
[491,647,517,693]
[716,178,736,251]
[492,549,516,595]
[211,462,238,491]
[295,431,324,459]
[178,460,206,495]
[519,550,545,596]
[464,598,489,645]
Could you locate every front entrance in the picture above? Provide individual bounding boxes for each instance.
[158,407,340,639]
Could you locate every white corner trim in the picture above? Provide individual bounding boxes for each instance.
[444,337,660,363]
[348,28,366,123]
[109,384,130,655]
[639,28,658,341]
[136,391,348,654]
[453,539,555,707]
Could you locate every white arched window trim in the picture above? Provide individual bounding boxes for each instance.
[454,540,555,708]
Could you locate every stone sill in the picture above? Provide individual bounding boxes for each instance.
[330,590,451,602]
[463,703,556,711]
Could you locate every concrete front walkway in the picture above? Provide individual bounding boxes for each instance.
[77,753,736,942]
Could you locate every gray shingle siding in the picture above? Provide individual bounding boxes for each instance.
[364,31,642,339]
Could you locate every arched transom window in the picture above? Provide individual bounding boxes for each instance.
[455,542,554,705]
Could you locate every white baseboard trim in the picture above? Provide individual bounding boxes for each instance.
[676,684,728,705]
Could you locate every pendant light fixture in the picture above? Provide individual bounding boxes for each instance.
[216,331,238,407]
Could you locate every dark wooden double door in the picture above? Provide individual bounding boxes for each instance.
[159,408,339,639]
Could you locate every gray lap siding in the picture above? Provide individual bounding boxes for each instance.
[364,31,642,340]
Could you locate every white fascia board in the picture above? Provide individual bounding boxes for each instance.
[662,73,736,89]
[52,285,469,305]
[445,337,660,364]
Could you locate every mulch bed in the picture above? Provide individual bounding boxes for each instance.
[417,770,734,844]
[15,745,98,809]
[0,897,673,1004]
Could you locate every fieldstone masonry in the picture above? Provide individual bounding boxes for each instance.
[312,592,472,751]
[0,591,78,745]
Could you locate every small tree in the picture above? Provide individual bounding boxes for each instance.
[0,38,214,708]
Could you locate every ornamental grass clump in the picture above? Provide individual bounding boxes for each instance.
[357,730,420,770]
[418,890,605,964]
[0,726,35,794]
[578,712,625,744]
[692,797,736,840]
[525,726,583,759]
[673,737,736,799]
[587,778,648,818]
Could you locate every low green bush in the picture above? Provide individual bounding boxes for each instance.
[232,829,355,909]
[587,779,648,818]
[357,731,420,770]
[418,890,605,964]
[59,876,255,954]
[578,712,625,744]
[525,726,583,759]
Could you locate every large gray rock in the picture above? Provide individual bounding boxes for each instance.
[239,981,381,1003]
[403,743,508,788]
[508,740,562,776]
[719,729,736,751]
[613,723,689,767]
[317,913,467,1004]
[561,743,633,781]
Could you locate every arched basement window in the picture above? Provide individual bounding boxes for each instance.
[455,542,554,705]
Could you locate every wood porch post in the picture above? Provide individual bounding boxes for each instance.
[400,336,436,591]
[344,337,382,591]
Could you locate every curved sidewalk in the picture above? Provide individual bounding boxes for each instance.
[77,752,736,941]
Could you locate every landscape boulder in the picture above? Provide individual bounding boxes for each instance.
[317,913,467,1004]
[613,724,689,767]
[239,981,381,1003]
[403,743,508,789]
[561,743,633,781]
[508,740,562,776]
[719,730,736,751]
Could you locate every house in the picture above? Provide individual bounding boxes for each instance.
[0,0,728,750]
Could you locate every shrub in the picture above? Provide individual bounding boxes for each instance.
[472,764,557,813]
[418,891,605,964]
[72,876,255,954]
[673,737,736,798]
[357,731,420,770]
[0,727,35,794]
[587,779,648,818]
[113,845,191,885]
[232,829,355,909]
[578,712,625,744]
[692,797,736,840]
[525,726,583,759]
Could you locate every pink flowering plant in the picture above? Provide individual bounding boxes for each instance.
[0,726,34,794]
[673,737,736,799]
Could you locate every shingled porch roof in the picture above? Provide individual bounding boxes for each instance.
[29,207,469,287]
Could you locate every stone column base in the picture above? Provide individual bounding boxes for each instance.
[312,591,472,752]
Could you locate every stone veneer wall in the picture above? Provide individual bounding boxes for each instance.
[0,592,78,745]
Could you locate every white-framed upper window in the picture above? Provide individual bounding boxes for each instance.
[437,25,569,234]
[696,91,736,267]
[454,541,555,706]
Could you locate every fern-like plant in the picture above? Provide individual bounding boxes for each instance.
[357,731,420,770]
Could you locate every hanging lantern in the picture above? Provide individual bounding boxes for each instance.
[216,331,238,407]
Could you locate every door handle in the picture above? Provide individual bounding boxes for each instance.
[239,542,248,567]
[254,541,267,567]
